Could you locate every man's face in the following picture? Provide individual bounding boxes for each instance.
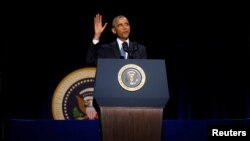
[112,17,130,40]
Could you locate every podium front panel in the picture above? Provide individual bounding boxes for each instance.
[94,59,169,107]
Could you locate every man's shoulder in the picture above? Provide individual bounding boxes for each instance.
[132,41,146,49]
[100,41,117,48]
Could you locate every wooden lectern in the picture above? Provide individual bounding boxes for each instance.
[94,59,169,141]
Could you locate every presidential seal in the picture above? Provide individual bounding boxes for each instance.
[118,64,146,91]
[52,67,98,120]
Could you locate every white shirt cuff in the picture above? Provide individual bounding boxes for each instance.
[93,39,99,44]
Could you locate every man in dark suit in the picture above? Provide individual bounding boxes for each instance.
[86,13,147,65]
[85,14,148,119]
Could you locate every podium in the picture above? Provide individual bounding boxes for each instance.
[94,59,169,141]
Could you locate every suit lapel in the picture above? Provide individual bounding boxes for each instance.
[111,41,121,58]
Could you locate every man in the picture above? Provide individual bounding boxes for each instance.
[86,13,147,65]
[85,14,148,119]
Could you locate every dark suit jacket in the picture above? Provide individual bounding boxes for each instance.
[86,40,147,65]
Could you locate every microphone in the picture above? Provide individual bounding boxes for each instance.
[122,42,131,59]
[122,41,139,59]
[122,42,129,52]
[133,42,138,52]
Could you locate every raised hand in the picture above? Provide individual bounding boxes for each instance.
[93,13,107,40]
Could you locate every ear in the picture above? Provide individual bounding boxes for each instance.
[111,28,116,34]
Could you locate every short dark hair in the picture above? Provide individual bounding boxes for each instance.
[112,15,128,27]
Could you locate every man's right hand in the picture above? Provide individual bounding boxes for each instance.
[93,13,107,40]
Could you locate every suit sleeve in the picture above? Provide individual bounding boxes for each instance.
[138,45,148,59]
[85,42,100,65]
[141,45,148,59]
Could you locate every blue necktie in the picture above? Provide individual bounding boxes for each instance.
[120,44,126,58]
